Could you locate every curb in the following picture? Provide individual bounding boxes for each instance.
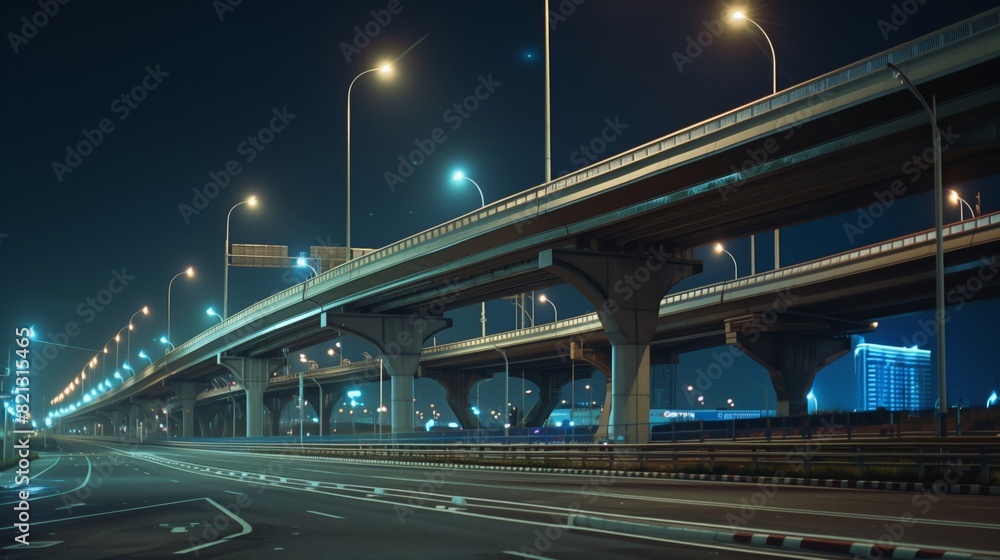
[296,452,1000,496]
[568,514,1000,560]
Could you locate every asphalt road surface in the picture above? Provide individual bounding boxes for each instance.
[1,438,997,559]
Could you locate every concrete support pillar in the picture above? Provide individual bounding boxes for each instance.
[322,312,451,439]
[165,381,209,439]
[218,356,282,437]
[541,248,700,443]
[726,317,853,417]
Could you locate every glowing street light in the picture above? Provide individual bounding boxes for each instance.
[296,257,319,278]
[126,305,149,374]
[807,391,818,414]
[887,61,947,436]
[167,267,194,346]
[159,336,175,352]
[451,171,486,208]
[537,294,558,322]
[138,350,153,365]
[206,307,223,323]
[347,63,393,259]
[714,243,739,279]
[453,170,488,336]
[949,190,975,221]
[224,196,257,319]
[327,342,343,366]
[730,9,779,273]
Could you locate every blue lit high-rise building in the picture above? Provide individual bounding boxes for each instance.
[854,336,932,411]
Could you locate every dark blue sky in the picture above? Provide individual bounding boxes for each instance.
[3,0,998,419]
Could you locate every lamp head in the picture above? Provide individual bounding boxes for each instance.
[185,267,194,277]
[139,350,148,358]
[206,308,215,316]
[538,294,548,303]
[247,195,258,207]
[142,306,149,315]
[379,63,392,74]
[949,190,959,203]
[714,242,724,254]
[159,336,169,344]
[731,10,746,21]
[452,171,465,181]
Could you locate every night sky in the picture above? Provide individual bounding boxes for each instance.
[3,0,999,422]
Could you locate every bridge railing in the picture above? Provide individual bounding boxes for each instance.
[183,7,1000,352]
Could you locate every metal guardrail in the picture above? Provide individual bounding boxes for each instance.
[131,438,999,486]
[425,212,1000,356]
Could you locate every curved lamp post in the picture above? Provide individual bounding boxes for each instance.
[453,171,488,336]
[949,190,975,220]
[347,63,392,260]
[206,307,223,323]
[714,243,739,279]
[730,10,779,274]
[886,61,947,436]
[126,306,149,375]
[167,267,194,347]
[537,294,558,322]
[224,196,257,319]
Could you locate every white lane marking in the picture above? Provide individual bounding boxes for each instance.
[173,497,252,555]
[306,510,345,520]
[0,453,92,507]
[503,551,556,559]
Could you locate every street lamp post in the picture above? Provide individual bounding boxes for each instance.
[807,391,818,414]
[327,342,343,365]
[949,190,975,220]
[167,267,194,347]
[730,10,778,274]
[309,378,323,438]
[126,306,149,374]
[206,308,223,323]
[114,325,129,372]
[138,350,153,366]
[714,243,739,279]
[224,196,257,319]
[887,61,947,436]
[537,294,558,322]
[296,257,319,278]
[454,171,488,337]
[494,346,509,437]
[347,64,392,260]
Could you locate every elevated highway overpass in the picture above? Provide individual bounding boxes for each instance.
[52,9,1000,443]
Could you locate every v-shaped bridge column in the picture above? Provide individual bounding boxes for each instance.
[322,312,451,438]
[218,356,282,437]
[726,316,855,416]
[541,248,701,443]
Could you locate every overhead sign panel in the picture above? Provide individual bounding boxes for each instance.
[231,244,289,268]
